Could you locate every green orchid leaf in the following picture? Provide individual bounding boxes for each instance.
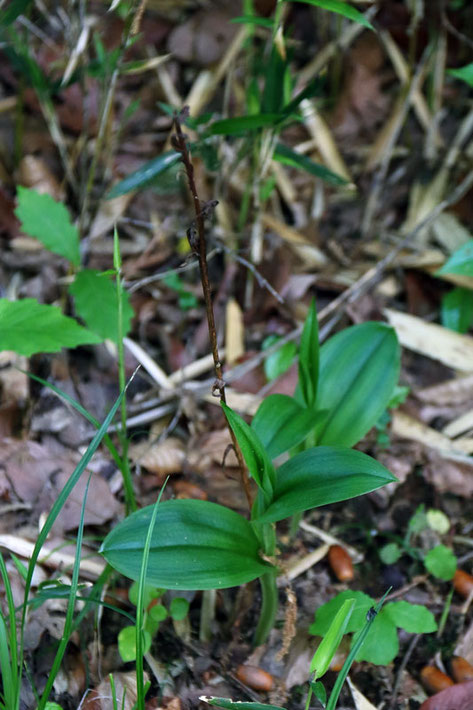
[101,499,271,590]
[441,287,473,333]
[254,447,396,523]
[353,609,399,665]
[310,590,373,636]
[274,143,347,186]
[384,601,437,633]
[250,394,316,459]
[298,298,319,408]
[222,402,276,498]
[15,187,80,265]
[0,298,102,356]
[317,322,400,447]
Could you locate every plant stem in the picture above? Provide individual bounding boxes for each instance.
[254,569,279,646]
[172,109,253,511]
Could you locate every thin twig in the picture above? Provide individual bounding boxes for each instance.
[172,108,253,511]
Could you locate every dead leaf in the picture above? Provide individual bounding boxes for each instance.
[225,298,245,366]
[89,193,134,240]
[423,450,473,498]
[130,436,185,475]
[419,681,473,710]
[84,672,148,710]
[17,155,65,201]
[417,375,473,406]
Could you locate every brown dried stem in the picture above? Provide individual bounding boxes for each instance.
[172,108,253,511]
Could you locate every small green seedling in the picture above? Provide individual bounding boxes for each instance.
[101,300,400,645]
[310,590,437,666]
[118,583,190,663]
[0,187,133,355]
[436,239,473,333]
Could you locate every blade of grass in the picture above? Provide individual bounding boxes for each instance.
[17,384,128,696]
[38,472,93,708]
[0,551,19,709]
[135,479,169,710]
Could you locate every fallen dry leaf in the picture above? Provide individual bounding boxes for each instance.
[130,436,185,476]
[423,451,473,499]
[83,672,148,710]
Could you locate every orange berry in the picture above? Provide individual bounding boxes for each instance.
[451,656,473,683]
[328,545,354,582]
[420,666,454,694]
[453,569,473,599]
[235,665,274,692]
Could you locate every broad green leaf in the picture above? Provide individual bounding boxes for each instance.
[106,150,181,198]
[310,590,373,636]
[201,699,286,710]
[251,394,316,459]
[311,682,326,707]
[436,239,473,277]
[284,0,374,29]
[310,598,355,678]
[255,447,396,523]
[424,544,457,581]
[384,601,437,633]
[379,543,402,565]
[353,609,398,664]
[298,299,319,408]
[441,287,473,333]
[14,187,80,265]
[447,62,473,88]
[118,626,151,662]
[207,114,284,136]
[317,322,400,447]
[262,47,287,114]
[0,299,102,355]
[222,402,276,498]
[263,336,296,381]
[69,269,134,343]
[100,499,271,590]
[274,143,348,186]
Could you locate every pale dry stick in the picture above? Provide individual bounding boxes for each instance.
[126,249,219,294]
[362,45,432,235]
[299,520,363,563]
[388,635,421,710]
[172,110,253,511]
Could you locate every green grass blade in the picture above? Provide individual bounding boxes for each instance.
[38,473,93,709]
[135,480,168,710]
[0,551,19,709]
[17,387,126,691]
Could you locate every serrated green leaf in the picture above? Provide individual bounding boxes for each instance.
[274,143,348,186]
[251,394,316,459]
[310,591,373,636]
[254,447,396,523]
[299,299,319,407]
[69,269,134,343]
[353,609,398,664]
[100,499,271,590]
[0,299,102,355]
[106,150,181,198]
[384,601,437,633]
[424,544,457,581]
[447,62,473,87]
[441,287,473,333]
[317,322,400,447]
[284,0,374,29]
[436,239,473,277]
[14,187,80,265]
[207,114,285,136]
[222,402,276,499]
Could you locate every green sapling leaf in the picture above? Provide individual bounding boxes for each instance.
[310,590,373,637]
[15,187,80,265]
[149,603,167,623]
[379,543,402,565]
[170,597,190,621]
[311,681,326,707]
[352,609,398,665]
[0,298,102,356]
[424,545,457,581]
[251,394,316,459]
[69,269,134,343]
[441,287,473,333]
[283,0,374,29]
[383,601,437,633]
[118,626,151,663]
[436,240,473,277]
[298,298,319,408]
[447,62,473,88]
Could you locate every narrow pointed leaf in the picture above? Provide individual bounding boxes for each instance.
[101,499,272,590]
[298,298,319,408]
[436,239,473,277]
[310,598,355,678]
[251,394,316,459]
[201,699,285,710]
[274,143,347,186]
[317,322,400,447]
[284,0,374,29]
[207,114,284,136]
[106,150,181,198]
[254,447,396,523]
[222,402,276,498]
